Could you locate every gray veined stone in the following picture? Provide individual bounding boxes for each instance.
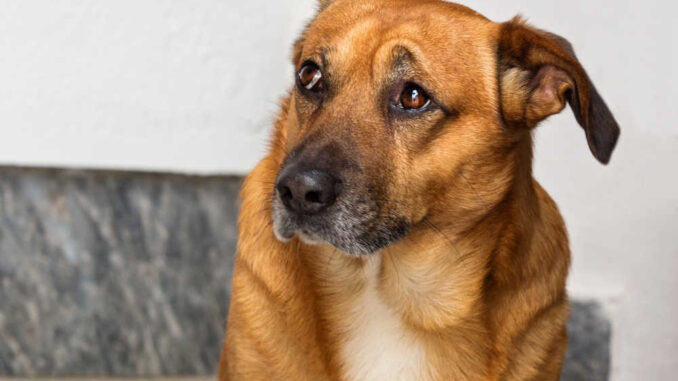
[0,168,240,375]
[563,301,611,381]
[0,167,610,379]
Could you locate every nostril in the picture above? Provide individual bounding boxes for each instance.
[305,190,321,204]
[280,185,293,202]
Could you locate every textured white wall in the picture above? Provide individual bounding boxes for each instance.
[1,1,676,380]
[0,0,312,173]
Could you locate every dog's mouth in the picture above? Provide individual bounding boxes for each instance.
[270,140,410,255]
[271,189,410,256]
[296,228,325,245]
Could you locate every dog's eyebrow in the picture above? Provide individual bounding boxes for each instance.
[385,44,454,116]
[299,47,331,71]
[387,45,422,81]
[320,50,330,71]
[391,46,416,71]
[310,47,331,68]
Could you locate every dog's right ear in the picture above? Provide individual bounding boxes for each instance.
[498,17,620,164]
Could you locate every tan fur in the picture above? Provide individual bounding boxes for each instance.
[219,1,619,380]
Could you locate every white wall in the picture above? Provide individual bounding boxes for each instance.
[0,0,311,173]
[1,1,676,380]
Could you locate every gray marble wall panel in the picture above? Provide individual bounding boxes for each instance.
[564,301,611,381]
[0,167,610,379]
[0,168,240,375]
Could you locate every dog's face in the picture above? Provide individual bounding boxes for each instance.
[272,0,619,255]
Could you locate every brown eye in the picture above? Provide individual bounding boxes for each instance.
[298,62,324,92]
[399,83,430,110]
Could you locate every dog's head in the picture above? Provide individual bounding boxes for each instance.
[272,0,619,255]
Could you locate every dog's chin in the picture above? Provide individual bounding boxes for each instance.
[295,229,325,245]
[273,217,360,254]
[272,215,409,257]
[272,195,410,256]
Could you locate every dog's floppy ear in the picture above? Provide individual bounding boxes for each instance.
[498,17,620,164]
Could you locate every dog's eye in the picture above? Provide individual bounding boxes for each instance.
[399,83,430,110]
[298,62,324,92]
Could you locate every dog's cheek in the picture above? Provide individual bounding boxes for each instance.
[272,201,296,242]
[285,97,305,149]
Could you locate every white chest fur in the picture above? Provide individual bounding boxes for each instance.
[338,256,432,381]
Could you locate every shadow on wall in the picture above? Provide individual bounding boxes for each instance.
[0,167,609,379]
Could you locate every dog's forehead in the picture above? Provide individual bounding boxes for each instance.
[303,0,498,110]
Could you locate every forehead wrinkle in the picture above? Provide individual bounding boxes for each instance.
[319,48,331,71]
[305,5,436,84]
[305,3,495,100]
[372,39,429,85]
[330,17,384,79]
[298,46,330,66]
[391,46,415,71]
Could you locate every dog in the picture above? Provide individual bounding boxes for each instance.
[219,0,619,380]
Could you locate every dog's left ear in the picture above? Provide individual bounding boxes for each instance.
[498,17,620,164]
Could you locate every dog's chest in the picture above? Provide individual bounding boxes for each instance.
[337,257,431,381]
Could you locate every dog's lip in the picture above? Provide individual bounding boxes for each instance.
[272,208,324,243]
[296,228,327,246]
[279,229,295,240]
[273,226,295,242]
[272,213,297,242]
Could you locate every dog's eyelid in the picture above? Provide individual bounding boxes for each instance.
[399,79,436,98]
[298,58,321,71]
[298,47,330,70]
[403,84,454,116]
[388,98,436,117]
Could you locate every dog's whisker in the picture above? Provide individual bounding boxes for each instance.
[422,217,462,258]
[458,170,484,205]
[384,246,399,277]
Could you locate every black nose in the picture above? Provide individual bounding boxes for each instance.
[276,168,341,215]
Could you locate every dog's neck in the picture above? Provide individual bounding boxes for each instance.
[264,131,566,378]
[301,134,542,328]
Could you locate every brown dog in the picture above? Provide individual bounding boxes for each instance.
[219,0,619,380]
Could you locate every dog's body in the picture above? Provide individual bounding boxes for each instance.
[220,1,619,380]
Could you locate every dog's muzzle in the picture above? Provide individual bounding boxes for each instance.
[271,144,410,255]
